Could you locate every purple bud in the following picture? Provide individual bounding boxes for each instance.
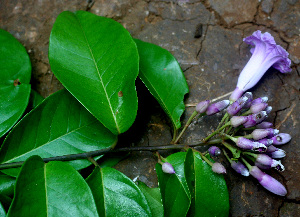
[268,149,286,159]
[257,138,273,147]
[256,122,273,129]
[162,162,175,174]
[227,96,248,116]
[265,106,272,114]
[243,111,268,128]
[230,116,248,127]
[206,100,230,116]
[255,162,272,170]
[251,97,268,105]
[252,128,279,140]
[250,166,287,196]
[250,102,268,114]
[266,145,278,153]
[271,133,291,145]
[231,161,249,176]
[208,146,221,156]
[212,162,226,174]
[196,100,210,113]
[243,92,253,109]
[255,154,285,171]
[236,137,267,152]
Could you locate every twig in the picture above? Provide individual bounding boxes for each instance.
[0,139,222,170]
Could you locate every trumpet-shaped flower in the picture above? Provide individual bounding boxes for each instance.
[230,30,291,101]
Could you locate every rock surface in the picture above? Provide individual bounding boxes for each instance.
[0,0,299,216]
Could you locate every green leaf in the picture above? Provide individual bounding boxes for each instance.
[0,202,6,217]
[0,172,15,197]
[29,89,44,109]
[49,11,139,135]
[185,149,229,217]
[0,195,11,214]
[7,155,98,216]
[134,39,189,129]
[156,152,191,217]
[0,29,31,138]
[0,89,117,177]
[97,153,129,168]
[86,167,152,217]
[137,181,164,217]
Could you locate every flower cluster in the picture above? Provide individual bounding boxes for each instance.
[160,30,291,197]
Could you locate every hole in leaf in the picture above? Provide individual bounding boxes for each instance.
[13,79,21,86]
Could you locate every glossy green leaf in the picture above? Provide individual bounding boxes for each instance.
[0,172,15,197]
[0,29,31,138]
[7,156,98,216]
[0,195,11,214]
[86,167,152,217]
[156,152,191,217]
[185,149,229,217]
[29,89,44,109]
[49,11,139,135]
[0,89,117,177]
[138,181,164,217]
[134,39,189,129]
[0,202,6,217]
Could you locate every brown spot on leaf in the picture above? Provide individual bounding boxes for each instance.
[13,79,21,86]
[118,91,123,97]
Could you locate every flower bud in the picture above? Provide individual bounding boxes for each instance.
[236,137,267,152]
[230,116,248,127]
[251,97,268,105]
[196,100,210,113]
[271,133,291,145]
[206,100,230,116]
[227,96,248,116]
[265,145,278,153]
[268,149,286,159]
[250,102,268,114]
[255,154,285,171]
[231,161,249,176]
[208,146,221,156]
[265,106,272,114]
[252,128,279,140]
[212,162,226,174]
[257,138,273,147]
[162,162,175,174]
[256,121,273,129]
[243,111,268,128]
[250,166,287,196]
[243,92,253,108]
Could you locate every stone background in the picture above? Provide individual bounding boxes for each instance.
[0,0,299,216]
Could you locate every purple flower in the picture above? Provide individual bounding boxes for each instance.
[268,149,286,159]
[251,97,268,105]
[243,92,253,108]
[243,111,268,128]
[196,100,210,113]
[257,138,273,147]
[162,162,175,174]
[256,121,273,129]
[212,162,226,174]
[236,137,267,152]
[271,133,292,145]
[250,102,268,114]
[250,166,287,196]
[265,106,272,114]
[208,146,221,156]
[252,128,279,140]
[231,161,249,176]
[206,100,230,116]
[230,116,248,127]
[255,154,285,171]
[227,96,249,116]
[230,31,291,101]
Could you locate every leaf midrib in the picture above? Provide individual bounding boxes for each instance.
[3,120,99,163]
[74,15,120,134]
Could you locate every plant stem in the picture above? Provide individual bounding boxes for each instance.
[203,122,231,142]
[241,157,252,170]
[87,157,100,167]
[0,139,223,170]
[174,111,199,144]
